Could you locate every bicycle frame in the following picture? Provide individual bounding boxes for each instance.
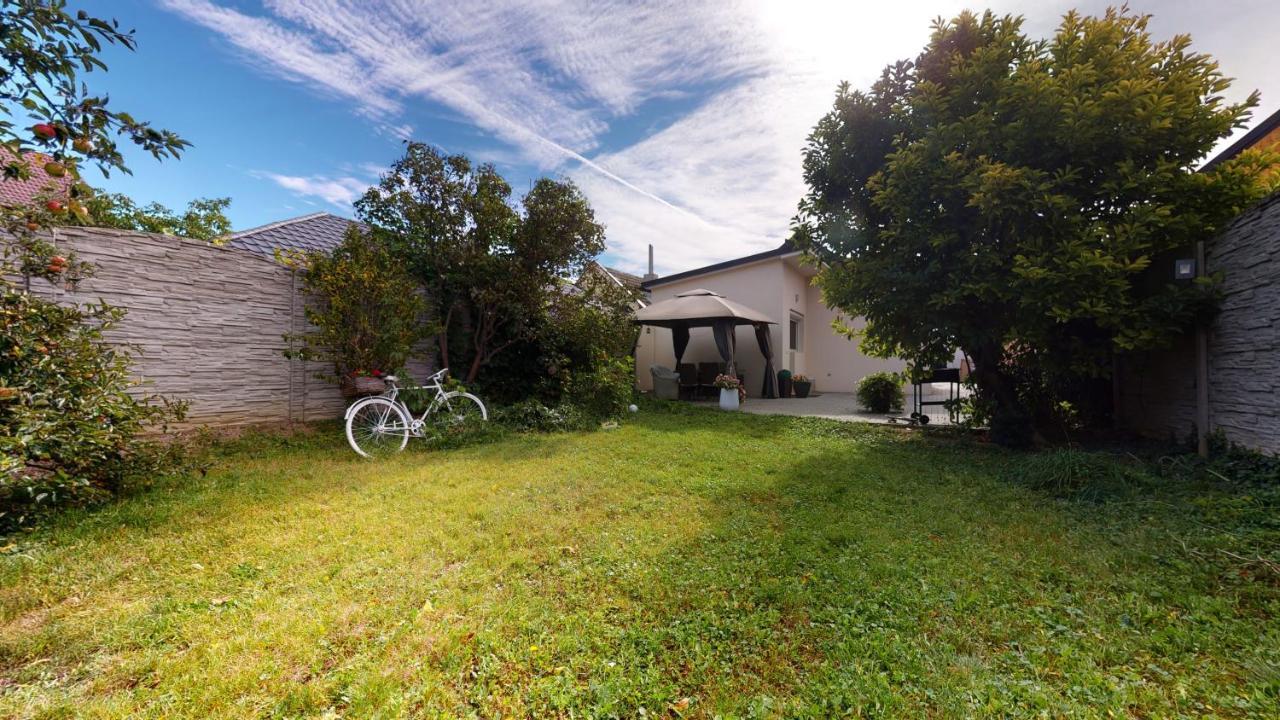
[343,369,463,437]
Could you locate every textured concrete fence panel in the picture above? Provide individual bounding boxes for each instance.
[1119,193,1280,454]
[20,227,372,428]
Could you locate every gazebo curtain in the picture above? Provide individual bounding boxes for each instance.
[712,320,736,374]
[671,325,690,367]
[755,323,777,398]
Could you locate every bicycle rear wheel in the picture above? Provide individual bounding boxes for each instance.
[438,391,488,426]
[345,398,410,458]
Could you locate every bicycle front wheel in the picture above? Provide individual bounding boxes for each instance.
[439,391,488,426]
[345,397,411,458]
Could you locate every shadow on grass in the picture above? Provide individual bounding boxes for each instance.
[619,421,1279,714]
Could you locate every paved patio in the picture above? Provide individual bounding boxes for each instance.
[724,384,968,425]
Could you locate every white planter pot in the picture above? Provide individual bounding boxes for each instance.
[719,388,740,411]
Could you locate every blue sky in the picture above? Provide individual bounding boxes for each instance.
[87,0,1278,275]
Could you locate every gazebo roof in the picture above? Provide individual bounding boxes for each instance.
[633,288,775,328]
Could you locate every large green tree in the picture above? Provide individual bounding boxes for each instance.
[794,8,1278,444]
[354,143,606,383]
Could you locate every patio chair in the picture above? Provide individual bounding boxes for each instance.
[650,365,680,400]
[677,363,699,400]
[697,362,720,399]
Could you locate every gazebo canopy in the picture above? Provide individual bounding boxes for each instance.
[632,288,774,328]
[633,289,779,398]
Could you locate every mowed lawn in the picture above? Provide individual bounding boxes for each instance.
[1,407,1276,718]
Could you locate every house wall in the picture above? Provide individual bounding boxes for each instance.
[17,226,432,429]
[1118,192,1280,454]
[634,323,668,392]
[780,262,810,376]
[637,256,905,397]
[804,292,907,394]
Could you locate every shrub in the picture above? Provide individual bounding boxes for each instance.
[283,227,426,383]
[1,286,187,528]
[856,372,904,413]
[474,265,638,407]
[495,400,589,433]
[423,412,509,450]
[563,355,635,420]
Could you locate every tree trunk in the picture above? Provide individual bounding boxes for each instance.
[966,342,1033,448]
[465,353,483,384]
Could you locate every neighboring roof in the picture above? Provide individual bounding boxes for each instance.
[641,239,797,290]
[0,150,72,207]
[602,265,645,291]
[633,288,775,328]
[1202,106,1280,171]
[575,262,649,307]
[226,212,365,256]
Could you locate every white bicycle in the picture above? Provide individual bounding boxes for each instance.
[344,368,488,458]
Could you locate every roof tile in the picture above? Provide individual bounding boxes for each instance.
[226,212,364,256]
[0,150,73,207]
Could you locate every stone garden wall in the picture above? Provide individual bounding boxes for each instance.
[1118,192,1280,454]
[20,226,429,429]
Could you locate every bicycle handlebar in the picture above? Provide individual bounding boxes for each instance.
[384,368,448,387]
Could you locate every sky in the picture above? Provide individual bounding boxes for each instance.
[86,0,1279,276]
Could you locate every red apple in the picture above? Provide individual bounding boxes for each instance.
[72,137,93,153]
[32,123,57,141]
[45,200,65,213]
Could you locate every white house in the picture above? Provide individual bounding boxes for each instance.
[635,241,905,397]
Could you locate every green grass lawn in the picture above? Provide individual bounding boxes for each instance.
[1,406,1277,718]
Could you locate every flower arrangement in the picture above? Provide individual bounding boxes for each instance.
[792,373,813,398]
[345,368,389,396]
[712,373,740,389]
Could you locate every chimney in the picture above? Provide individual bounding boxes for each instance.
[643,244,658,281]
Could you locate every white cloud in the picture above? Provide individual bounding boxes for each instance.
[167,0,1280,276]
[253,171,370,207]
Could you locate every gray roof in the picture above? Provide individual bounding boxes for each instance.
[226,212,365,256]
[602,265,645,291]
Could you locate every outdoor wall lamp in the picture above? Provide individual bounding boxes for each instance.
[1174,258,1196,280]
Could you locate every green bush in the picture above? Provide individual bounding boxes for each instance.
[563,355,635,420]
[284,227,426,382]
[1,287,187,529]
[856,372,904,413]
[474,268,638,409]
[495,400,589,433]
